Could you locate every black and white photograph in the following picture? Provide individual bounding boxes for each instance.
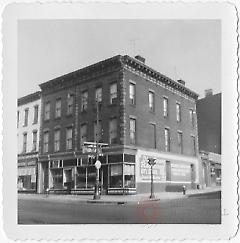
[2,1,238,241]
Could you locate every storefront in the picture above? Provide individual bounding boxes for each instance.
[18,155,38,192]
[38,153,136,194]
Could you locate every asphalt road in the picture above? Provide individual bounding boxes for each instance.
[18,191,221,224]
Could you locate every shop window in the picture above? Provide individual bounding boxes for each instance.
[110,82,117,104]
[33,105,39,124]
[67,94,74,115]
[124,164,135,188]
[76,167,87,188]
[108,154,123,163]
[55,98,61,118]
[81,91,88,112]
[110,164,123,188]
[44,102,50,120]
[124,154,135,163]
[24,108,29,126]
[51,169,63,189]
[109,118,117,144]
[129,82,136,105]
[87,166,96,189]
[163,97,168,117]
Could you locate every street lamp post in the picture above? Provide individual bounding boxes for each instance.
[148,158,156,199]
[93,96,101,200]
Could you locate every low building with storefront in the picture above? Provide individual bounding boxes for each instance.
[197,90,221,188]
[37,55,200,195]
[17,91,41,192]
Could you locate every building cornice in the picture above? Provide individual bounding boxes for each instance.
[121,55,199,100]
[18,91,41,106]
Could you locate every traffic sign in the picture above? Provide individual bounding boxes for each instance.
[95,160,101,169]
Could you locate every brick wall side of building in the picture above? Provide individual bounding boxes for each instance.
[123,69,198,156]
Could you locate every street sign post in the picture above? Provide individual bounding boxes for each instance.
[148,158,156,199]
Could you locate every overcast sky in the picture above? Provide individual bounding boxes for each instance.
[18,19,221,98]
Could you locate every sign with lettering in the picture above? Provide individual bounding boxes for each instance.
[139,155,166,181]
[171,163,191,181]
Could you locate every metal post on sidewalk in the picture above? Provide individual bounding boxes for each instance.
[148,158,156,199]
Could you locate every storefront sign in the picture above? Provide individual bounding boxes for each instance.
[18,166,36,176]
[171,163,191,181]
[140,155,166,181]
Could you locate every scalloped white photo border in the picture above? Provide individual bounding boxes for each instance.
[2,1,238,240]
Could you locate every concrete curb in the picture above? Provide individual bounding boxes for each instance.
[86,198,161,205]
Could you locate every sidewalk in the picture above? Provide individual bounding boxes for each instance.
[18,186,221,205]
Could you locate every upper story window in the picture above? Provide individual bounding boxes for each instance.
[44,102,50,120]
[129,83,136,105]
[43,131,49,153]
[130,118,136,145]
[54,129,60,152]
[17,111,20,128]
[149,123,156,148]
[81,91,88,112]
[164,128,170,152]
[32,131,37,152]
[163,97,168,117]
[94,120,102,143]
[55,98,61,118]
[80,124,87,145]
[148,91,155,112]
[33,105,39,124]
[66,127,73,150]
[177,131,183,154]
[109,118,117,144]
[67,94,74,115]
[24,108,29,126]
[110,83,117,104]
[95,87,102,104]
[189,109,194,127]
[191,135,196,156]
[176,103,181,122]
[23,133,27,153]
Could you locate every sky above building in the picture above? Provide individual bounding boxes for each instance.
[18,19,221,98]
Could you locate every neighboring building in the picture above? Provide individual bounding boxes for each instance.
[17,91,41,192]
[197,90,221,187]
[37,55,200,195]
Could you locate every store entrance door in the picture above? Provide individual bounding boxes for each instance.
[100,165,108,195]
[64,169,73,191]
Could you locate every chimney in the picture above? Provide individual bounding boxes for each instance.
[135,55,145,64]
[177,79,185,86]
[205,89,213,97]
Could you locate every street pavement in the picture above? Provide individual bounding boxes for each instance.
[18,188,221,224]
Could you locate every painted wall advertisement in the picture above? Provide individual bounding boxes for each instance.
[171,163,191,181]
[140,155,166,181]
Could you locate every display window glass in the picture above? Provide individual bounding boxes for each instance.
[51,169,63,189]
[76,167,87,188]
[87,166,96,189]
[124,164,135,188]
[110,164,123,188]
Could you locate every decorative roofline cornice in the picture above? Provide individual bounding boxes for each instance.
[18,91,41,106]
[39,54,198,100]
[121,55,199,100]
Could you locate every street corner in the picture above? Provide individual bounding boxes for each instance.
[136,199,162,223]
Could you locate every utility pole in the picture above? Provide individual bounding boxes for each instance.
[93,96,101,200]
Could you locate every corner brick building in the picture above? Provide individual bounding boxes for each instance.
[37,55,200,194]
